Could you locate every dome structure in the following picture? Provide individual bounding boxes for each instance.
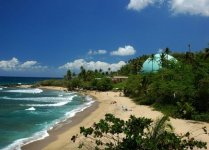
[141,53,176,73]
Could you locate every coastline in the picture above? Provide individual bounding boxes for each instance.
[22,100,99,150]
[20,87,209,149]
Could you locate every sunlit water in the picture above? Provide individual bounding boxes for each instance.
[0,86,93,150]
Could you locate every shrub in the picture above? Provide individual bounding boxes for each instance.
[71,114,207,150]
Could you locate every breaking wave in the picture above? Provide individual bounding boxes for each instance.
[25,107,36,111]
[6,88,43,94]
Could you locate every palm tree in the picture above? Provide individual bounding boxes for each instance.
[188,44,191,52]
[99,68,103,73]
[65,70,72,80]
[149,116,173,141]
[164,47,171,67]
[108,67,111,73]
[159,52,166,68]
[149,54,155,72]
[79,66,86,80]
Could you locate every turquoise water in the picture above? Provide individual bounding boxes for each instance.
[0,87,93,150]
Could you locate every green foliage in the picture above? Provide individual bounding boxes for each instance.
[124,75,142,97]
[38,79,66,87]
[113,81,126,91]
[118,55,149,75]
[196,76,209,112]
[63,67,113,91]
[64,70,72,81]
[176,101,195,119]
[122,50,209,122]
[72,114,207,150]
[67,78,82,90]
[91,78,113,91]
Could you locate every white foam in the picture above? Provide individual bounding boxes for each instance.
[2,130,49,150]
[46,95,94,131]
[2,94,95,150]
[65,96,94,117]
[22,95,76,107]
[3,96,75,102]
[25,107,36,111]
[26,101,69,107]
[6,88,43,94]
[0,88,2,90]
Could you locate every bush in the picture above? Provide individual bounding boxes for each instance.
[71,114,207,150]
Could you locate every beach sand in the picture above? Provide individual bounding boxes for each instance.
[22,90,209,150]
[39,86,67,91]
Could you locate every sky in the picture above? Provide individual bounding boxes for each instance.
[0,0,209,77]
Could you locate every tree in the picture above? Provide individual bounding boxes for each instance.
[164,47,171,67]
[72,114,207,150]
[188,44,191,52]
[64,70,72,80]
[159,52,166,68]
[204,44,209,60]
[67,77,82,90]
[149,54,155,72]
[108,67,111,74]
[79,66,87,81]
[124,75,142,97]
[96,78,113,91]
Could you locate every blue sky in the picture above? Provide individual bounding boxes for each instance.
[0,0,209,77]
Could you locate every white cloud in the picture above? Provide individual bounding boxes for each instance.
[127,0,155,11]
[88,49,107,55]
[169,0,209,17]
[0,57,19,71]
[127,0,209,17]
[127,0,164,11]
[20,61,37,69]
[110,45,136,56]
[0,57,47,71]
[59,59,126,72]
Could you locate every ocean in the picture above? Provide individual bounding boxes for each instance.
[0,77,94,150]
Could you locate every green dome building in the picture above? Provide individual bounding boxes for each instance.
[141,53,176,73]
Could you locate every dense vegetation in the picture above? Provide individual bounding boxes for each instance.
[122,47,209,122]
[72,114,207,150]
[37,67,114,91]
[38,46,209,122]
[37,46,209,148]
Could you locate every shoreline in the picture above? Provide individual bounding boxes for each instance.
[1,85,97,150]
[19,87,209,149]
[19,86,98,150]
[22,100,99,150]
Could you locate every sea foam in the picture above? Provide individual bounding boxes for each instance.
[1,93,94,150]
[25,101,69,107]
[2,130,49,150]
[6,88,43,94]
[3,96,75,103]
[25,107,36,111]
[65,96,94,117]
[23,95,76,107]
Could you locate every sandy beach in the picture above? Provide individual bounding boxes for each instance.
[21,89,209,150]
